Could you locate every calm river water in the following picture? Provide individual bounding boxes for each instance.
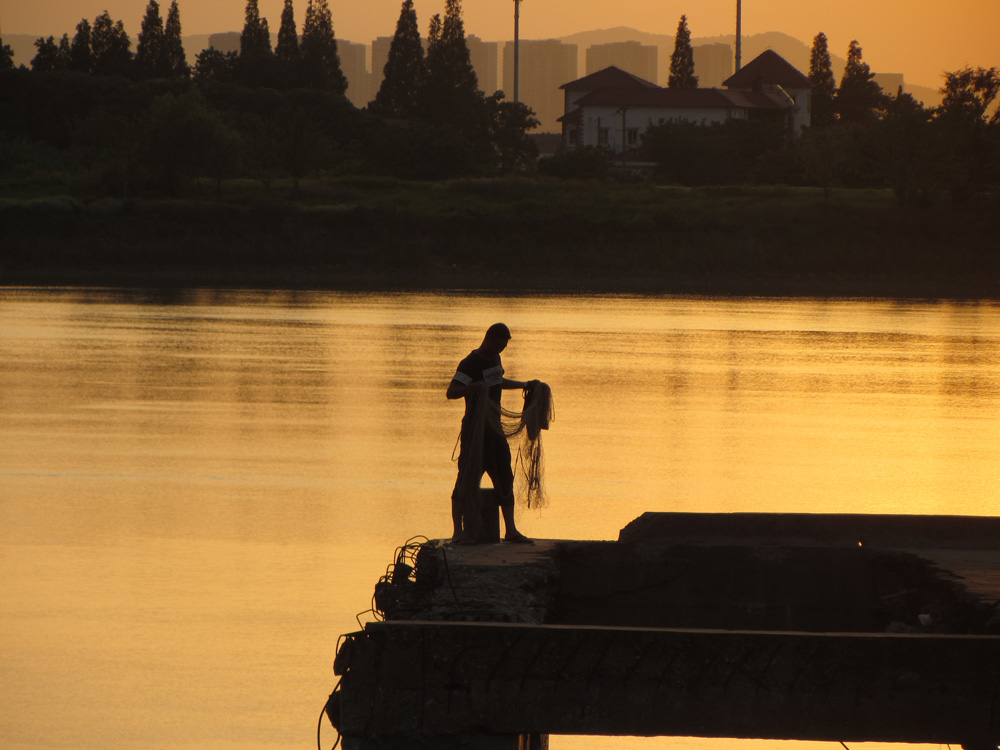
[2,288,999,750]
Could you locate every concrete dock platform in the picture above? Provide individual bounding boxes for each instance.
[329,513,1000,749]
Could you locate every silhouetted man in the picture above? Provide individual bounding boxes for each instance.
[446,323,533,544]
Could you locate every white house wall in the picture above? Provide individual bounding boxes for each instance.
[579,104,741,151]
[786,87,811,136]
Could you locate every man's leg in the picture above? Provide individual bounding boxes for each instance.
[486,438,532,544]
[451,484,463,540]
[499,492,532,543]
[451,437,476,542]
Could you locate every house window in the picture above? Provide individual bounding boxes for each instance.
[568,127,581,146]
[626,128,639,146]
[598,127,610,146]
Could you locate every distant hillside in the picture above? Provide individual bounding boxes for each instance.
[6,34,39,67]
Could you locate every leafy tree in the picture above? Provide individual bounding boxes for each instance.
[370,0,424,118]
[240,0,274,85]
[935,67,1000,200]
[271,106,322,194]
[875,92,938,204]
[484,90,539,173]
[73,105,145,192]
[836,40,885,123]
[194,47,239,84]
[643,118,781,185]
[136,0,168,78]
[537,146,610,180]
[142,91,234,195]
[70,19,94,73]
[275,0,301,86]
[421,0,480,125]
[795,124,850,202]
[300,0,347,94]
[939,67,1000,124]
[808,32,837,128]
[91,11,133,76]
[361,119,477,179]
[164,1,189,78]
[1,27,15,70]
[668,15,698,89]
[31,37,65,72]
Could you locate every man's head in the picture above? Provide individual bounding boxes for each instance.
[482,322,511,354]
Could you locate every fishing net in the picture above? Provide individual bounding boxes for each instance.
[452,382,554,537]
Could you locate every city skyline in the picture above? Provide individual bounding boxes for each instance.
[0,0,997,89]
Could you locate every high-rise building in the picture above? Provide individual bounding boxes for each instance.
[692,43,733,88]
[586,41,657,84]
[467,35,499,95]
[208,32,240,54]
[338,40,371,108]
[370,36,394,91]
[503,39,578,133]
[873,73,905,97]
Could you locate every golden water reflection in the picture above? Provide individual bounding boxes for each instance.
[1,289,998,749]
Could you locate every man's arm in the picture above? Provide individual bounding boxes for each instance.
[446,379,472,400]
[501,378,527,390]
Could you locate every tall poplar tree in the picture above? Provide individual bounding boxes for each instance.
[58,35,72,66]
[91,11,133,76]
[300,0,347,93]
[808,32,837,128]
[70,19,94,73]
[668,15,698,89]
[164,1,189,77]
[837,40,886,123]
[136,0,167,78]
[422,0,479,123]
[240,0,274,85]
[371,0,424,117]
[440,0,477,92]
[31,36,63,72]
[275,0,301,86]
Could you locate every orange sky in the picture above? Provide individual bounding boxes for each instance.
[1,0,997,87]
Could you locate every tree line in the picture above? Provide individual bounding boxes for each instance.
[3,4,997,204]
[0,0,540,194]
[547,20,998,205]
[797,33,1000,203]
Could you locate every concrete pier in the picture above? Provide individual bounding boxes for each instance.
[329,513,1000,749]
[335,621,1000,746]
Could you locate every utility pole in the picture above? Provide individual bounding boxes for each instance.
[618,106,628,158]
[513,0,521,103]
[735,0,742,71]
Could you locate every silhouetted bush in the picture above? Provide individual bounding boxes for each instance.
[643,118,785,186]
[537,146,610,180]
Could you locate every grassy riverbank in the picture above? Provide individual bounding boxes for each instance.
[2,177,997,298]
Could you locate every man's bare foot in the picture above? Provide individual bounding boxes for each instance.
[451,532,486,545]
[504,532,534,544]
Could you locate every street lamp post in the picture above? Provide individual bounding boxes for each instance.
[513,0,521,103]
[735,0,742,71]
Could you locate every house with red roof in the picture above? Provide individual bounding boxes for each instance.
[558,50,811,154]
